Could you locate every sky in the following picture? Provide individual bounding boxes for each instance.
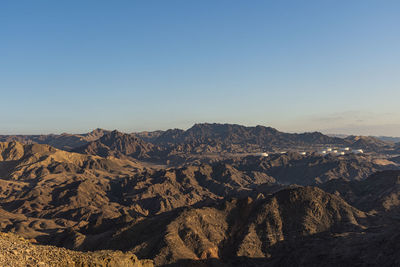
[1,0,399,136]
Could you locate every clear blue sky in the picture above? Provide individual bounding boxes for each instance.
[1,0,399,135]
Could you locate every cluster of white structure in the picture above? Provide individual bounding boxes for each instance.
[254,148,365,158]
[320,147,364,155]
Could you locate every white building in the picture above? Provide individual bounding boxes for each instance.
[353,149,364,154]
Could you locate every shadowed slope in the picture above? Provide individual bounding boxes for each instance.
[320,170,400,214]
[80,187,365,266]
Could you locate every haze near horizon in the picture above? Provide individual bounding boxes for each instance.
[1,0,399,136]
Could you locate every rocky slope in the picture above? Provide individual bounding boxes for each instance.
[74,130,161,160]
[320,170,400,214]
[60,187,369,266]
[0,141,145,241]
[224,152,397,185]
[0,232,153,267]
[344,135,392,151]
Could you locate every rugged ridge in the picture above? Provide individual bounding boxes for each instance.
[153,123,347,151]
[74,130,161,160]
[67,187,367,266]
[320,170,400,214]
[2,124,395,163]
[0,129,110,151]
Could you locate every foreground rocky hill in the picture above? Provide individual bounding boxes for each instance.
[88,173,400,267]
[74,187,366,266]
[50,182,400,266]
[0,232,153,267]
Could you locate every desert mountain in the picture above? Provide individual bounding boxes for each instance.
[1,139,399,266]
[320,170,400,214]
[0,141,145,240]
[344,135,392,151]
[74,130,162,160]
[0,128,110,151]
[152,123,346,151]
[69,124,398,166]
[151,123,396,152]
[223,152,397,185]
[60,187,370,266]
[0,142,391,241]
[66,175,400,267]
[135,130,165,142]
[375,136,400,143]
[1,124,396,167]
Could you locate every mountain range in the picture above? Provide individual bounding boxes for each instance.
[2,123,399,166]
[1,123,400,266]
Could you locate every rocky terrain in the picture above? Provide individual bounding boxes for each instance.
[0,129,110,151]
[320,170,400,214]
[50,184,400,266]
[0,125,400,266]
[0,232,153,267]
[344,135,393,151]
[0,142,393,242]
[2,124,398,165]
[78,187,368,264]
[73,130,165,161]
